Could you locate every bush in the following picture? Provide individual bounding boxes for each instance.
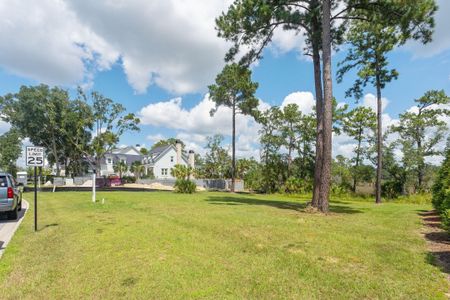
[432,148,450,230]
[281,177,312,194]
[382,180,403,199]
[122,176,136,184]
[174,179,196,194]
[331,184,351,195]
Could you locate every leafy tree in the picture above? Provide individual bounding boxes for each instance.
[209,63,259,192]
[63,99,93,176]
[342,106,376,192]
[131,161,145,181]
[216,0,437,211]
[171,164,194,180]
[113,160,128,179]
[193,153,206,178]
[379,142,407,198]
[0,85,72,175]
[295,113,316,180]
[278,104,317,179]
[151,138,184,151]
[76,89,140,175]
[139,148,149,155]
[332,155,353,192]
[280,104,303,176]
[337,4,436,203]
[203,135,231,179]
[257,107,286,193]
[391,90,450,192]
[432,144,450,217]
[0,129,22,175]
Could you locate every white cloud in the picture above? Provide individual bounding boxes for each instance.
[281,91,315,114]
[146,134,166,143]
[0,0,232,94]
[270,27,307,57]
[0,0,119,87]
[138,94,266,158]
[404,0,450,58]
[362,93,389,113]
[0,120,10,135]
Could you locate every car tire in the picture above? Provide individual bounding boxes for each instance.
[8,205,18,220]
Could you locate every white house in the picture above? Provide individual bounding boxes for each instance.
[143,141,195,179]
[100,141,195,179]
[101,146,143,176]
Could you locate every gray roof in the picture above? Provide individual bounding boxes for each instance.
[149,145,171,156]
[145,144,188,165]
[112,146,141,155]
[102,147,143,166]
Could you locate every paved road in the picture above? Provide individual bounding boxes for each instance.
[0,200,29,258]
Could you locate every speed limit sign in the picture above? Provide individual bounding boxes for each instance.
[26,146,45,167]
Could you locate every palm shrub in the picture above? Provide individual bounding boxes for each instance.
[281,177,312,194]
[432,147,450,228]
[174,179,196,193]
[171,164,196,193]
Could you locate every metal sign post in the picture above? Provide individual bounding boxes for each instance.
[26,146,45,232]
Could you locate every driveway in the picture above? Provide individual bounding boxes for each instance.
[0,200,29,258]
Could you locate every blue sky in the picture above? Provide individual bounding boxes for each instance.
[0,0,449,161]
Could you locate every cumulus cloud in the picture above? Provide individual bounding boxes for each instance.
[146,134,166,143]
[0,0,233,94]
[270,27,308,57]
[281,91,315,114]
[138,94,266,158]
[404,0,450,58]
[0,0,119,87]
[362,93,389,112]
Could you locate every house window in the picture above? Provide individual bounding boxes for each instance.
[170,156,174,162]
[107,158,112,164]
[161,168,168,176]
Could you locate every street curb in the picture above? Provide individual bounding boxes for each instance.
[0,199,29,259]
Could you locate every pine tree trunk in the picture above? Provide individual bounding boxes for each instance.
[231,101,236,193]
[375,75,383,204]
[311,20,324,209]
[288,135,293,178]
[319,0,332,213]
[353,131,362,193]
[417,139,424,191]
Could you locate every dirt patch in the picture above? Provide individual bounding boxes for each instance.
[421,211,450,294]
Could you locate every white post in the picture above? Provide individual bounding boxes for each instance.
[92,172,96,203]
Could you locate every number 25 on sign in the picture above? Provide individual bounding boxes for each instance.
[26,146,45,167]
[26,146,45,232]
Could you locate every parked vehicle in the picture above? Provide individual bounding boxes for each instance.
[0,173,23,220]
[16,171,28,186]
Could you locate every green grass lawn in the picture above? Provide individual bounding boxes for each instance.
[0,191,447,299]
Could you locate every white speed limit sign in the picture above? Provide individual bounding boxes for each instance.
[26,146,45,167]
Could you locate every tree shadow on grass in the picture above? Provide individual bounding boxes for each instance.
[206,196,362,214]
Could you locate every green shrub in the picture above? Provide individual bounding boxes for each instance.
[122,176,136,183]
[382,180,403,199]
[174,179,196,194]
[171,164,194,180]
[432,148,450,231]
[281,177,312,194]
[331,184,351,195]
[395,194,431,205]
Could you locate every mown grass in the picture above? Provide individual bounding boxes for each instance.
[0,191,446,299]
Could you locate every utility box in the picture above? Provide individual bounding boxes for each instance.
[16,171,28,186]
